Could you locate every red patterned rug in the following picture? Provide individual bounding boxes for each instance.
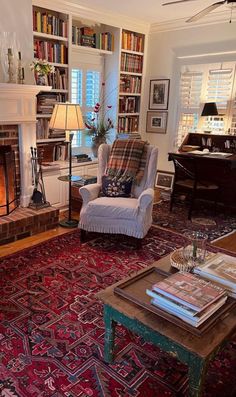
[0,227,235,397]
[153,200,236,242]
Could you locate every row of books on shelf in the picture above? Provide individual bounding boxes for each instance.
[119,96,139,114]
[72,26,114,51]
[34,40,67,64]
[36,68,68,90]
[146,271,228,328]
[120,53,143,74]
[122,31,144,53]
[120,75,142,94]
[38,142,68,162]
[117,115,139,133]
[37,93,66,114]
[33,10,68,37]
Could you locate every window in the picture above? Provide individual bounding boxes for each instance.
[177,62,236,145]
[70,52,104,153]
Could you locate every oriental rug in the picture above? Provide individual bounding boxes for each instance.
[0,227,235,397]
[153,200,236,242]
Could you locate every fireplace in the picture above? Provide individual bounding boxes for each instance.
[0,145,18,216]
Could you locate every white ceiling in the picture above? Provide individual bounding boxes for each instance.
[68,0,234,24]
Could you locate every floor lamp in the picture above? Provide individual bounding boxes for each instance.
[49,103,85,228]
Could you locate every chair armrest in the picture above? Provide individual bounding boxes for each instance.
[79,183,101,205]
[137,188,154,210]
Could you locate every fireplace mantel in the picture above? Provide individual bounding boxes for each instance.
[0,83,51,207]
[0,83,51,124]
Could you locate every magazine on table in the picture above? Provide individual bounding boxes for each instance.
[152,272,226,312]
[194,253,236,291]
[150,295,227,327]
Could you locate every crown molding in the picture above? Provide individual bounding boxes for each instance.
[150,9,236,33]
[33,0,150,34]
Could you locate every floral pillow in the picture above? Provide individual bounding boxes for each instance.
[101,176,132,198]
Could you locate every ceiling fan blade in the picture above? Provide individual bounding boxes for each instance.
[163,0,198,5]
[186,1,225,23]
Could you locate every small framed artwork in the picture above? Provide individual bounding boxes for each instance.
[146,111,168,134]
[155,170,174,190]
[149,79,170,110]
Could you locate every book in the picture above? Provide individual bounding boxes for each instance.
[150,295,227,327]
[194,254,236,292]
[152,272,226,312]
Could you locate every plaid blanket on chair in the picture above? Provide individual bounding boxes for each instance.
[106,139,148,183]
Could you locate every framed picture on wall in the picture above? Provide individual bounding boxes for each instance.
[149,79,170,110]
[146,111,168,133]
[155,170,174,190]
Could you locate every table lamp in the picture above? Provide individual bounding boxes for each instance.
[201,102,218,133]
[49,102,85,228]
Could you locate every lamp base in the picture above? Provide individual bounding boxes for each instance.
[59,219,78,228]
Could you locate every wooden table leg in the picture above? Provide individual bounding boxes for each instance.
[188,356,208,397]
[104,305,116,363]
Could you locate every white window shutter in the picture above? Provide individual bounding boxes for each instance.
[206,68,234,112]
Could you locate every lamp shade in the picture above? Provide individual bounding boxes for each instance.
[49,103,85,131]
[201,102,218,117]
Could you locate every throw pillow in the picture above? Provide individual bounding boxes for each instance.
[101,175,132,197]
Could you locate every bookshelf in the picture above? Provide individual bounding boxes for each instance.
[71,20,114,52]
[118,29,145,133]
[33,5,69,144]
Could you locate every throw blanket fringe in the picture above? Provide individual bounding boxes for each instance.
[106,139,148,184]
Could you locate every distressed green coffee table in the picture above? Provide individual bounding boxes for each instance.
[97,255,236,397]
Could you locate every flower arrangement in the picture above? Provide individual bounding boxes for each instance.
[30,59,55,76]
[84,82,114,142]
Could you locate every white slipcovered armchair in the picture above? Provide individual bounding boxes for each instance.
[79,143,158,239]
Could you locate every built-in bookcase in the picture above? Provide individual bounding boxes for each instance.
[118,29,145,133]
[32,4,146,146]
[33,5,69,143]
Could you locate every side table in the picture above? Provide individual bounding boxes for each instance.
[71,174,97,213]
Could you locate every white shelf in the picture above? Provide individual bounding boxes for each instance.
[36,114,52,118]
[121,49,144,56]
[72,44,113,55]
[120,71,142,76]
[37,138,66,143]
[33,31,68,42]
[118,113,140,116]
[50,89,68,93]
[34,59,68,68]
[119,92,141,96]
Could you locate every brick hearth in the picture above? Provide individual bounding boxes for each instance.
[0,206,59,245]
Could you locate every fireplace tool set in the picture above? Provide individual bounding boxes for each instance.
[29,147,50,209]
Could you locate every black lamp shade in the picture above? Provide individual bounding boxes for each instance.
[201,102,218,117]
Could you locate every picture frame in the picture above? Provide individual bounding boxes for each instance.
[149,79,170,110]
[146,111,168,134]
[155,170,174,190]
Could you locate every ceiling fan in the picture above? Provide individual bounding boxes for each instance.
[162,0,236,23]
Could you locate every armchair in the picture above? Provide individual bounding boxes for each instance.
[79,143,158,239]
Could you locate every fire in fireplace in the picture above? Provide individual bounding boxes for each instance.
[0,145,18,216]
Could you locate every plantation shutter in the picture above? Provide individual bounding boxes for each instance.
[206,67,234,112]
[230,92,236,135]
[177,70,203,144]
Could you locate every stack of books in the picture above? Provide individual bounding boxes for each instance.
[146,272,227,327]
[194,253,236,298]
[73,154,92,163]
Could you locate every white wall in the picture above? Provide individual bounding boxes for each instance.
[142,21,236,172]
[0,0,33,84]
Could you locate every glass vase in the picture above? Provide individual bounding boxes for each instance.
[182,231,208,271]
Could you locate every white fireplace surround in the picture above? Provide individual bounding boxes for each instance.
[0,83,51,207]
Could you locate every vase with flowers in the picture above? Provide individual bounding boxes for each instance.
[30,59,55,85]
[85,82,114,157]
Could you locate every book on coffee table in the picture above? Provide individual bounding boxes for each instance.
[151,272,226,312]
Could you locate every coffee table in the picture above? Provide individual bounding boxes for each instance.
[97,255,236,397]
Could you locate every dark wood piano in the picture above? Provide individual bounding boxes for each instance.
[168,133,236,208]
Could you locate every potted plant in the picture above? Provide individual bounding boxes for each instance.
[85,83,114,157]
[30,59,55,85]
